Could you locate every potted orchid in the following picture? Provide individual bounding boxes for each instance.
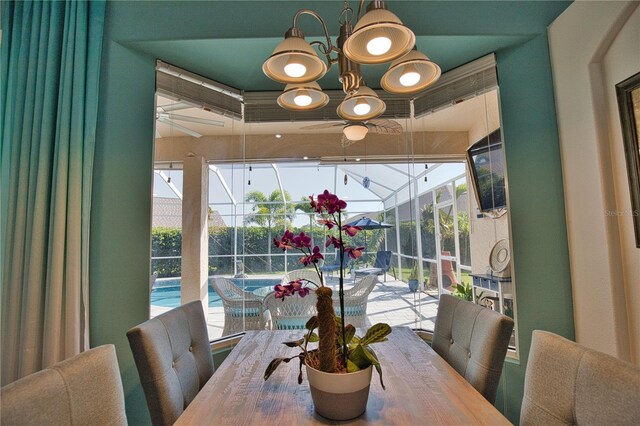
[264,190,391,421]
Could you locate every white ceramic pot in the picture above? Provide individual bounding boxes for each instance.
[305,362,373,421]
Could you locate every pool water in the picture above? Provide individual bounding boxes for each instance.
[150,277,280,308]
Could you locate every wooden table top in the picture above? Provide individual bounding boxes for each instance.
[176,327,511,425]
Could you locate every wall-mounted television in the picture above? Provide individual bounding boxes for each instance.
[467,129,507,212]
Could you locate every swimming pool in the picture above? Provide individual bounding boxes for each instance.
[150,277,281,308]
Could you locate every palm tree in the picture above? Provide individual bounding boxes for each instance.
[295,196,316,247]
[245,189,295,272]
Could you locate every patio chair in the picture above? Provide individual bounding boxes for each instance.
[263,291,318,330]
[521,330,640,425]
[319,251,352,277]
[332,275,377,328]
[1,345,127,426]
[211,277,265,336]
[282,269,322,286]
[353,250,395,282]
[432,294,514,404]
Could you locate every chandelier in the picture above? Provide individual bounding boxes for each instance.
[262,0,441,122]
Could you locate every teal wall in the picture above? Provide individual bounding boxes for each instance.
[494,33,575,420]
[91,2,573,424]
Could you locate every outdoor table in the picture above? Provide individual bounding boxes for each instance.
[175,327,511,425]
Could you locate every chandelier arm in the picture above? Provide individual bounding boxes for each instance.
[356,0,366,20]
[292,9,338,55]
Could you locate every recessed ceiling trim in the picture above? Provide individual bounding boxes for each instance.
[413,53,497,118]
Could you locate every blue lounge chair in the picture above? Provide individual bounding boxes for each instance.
[319,251,352,277]
[353,250,395,282]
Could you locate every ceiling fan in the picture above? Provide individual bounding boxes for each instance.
[155,102,224,138]
[301,118,402,147]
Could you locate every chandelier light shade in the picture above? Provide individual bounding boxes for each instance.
[381,47,442,94]
[277,81,330,111]
[342,2,415,65]
[262,30,328,84]
[337,85,386,121]
[343,123,369,141]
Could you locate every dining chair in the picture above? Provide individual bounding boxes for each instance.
[263,291,318,330]
[332,274,377,327]
[432,294,514,404]
[1,344,127,425]
[127,301,214,426]
[521,330,640,425]
[211,277,265,336]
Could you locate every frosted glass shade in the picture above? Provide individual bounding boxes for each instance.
[277,82,330,111]
[337,86,386,121]
[342,6,415,65]
[263,35,327,84]
[381,48,441,94]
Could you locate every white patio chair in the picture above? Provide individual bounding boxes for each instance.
[263,291,318,330]
[211,277,265,336]
[332,275,377,328]
[281,269,322,286]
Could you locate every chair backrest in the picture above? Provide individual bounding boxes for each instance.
[1,344,127,425]
[373,250,392,271]
[127,301,214,426]
[521,330,640,425]
[432,294,514,403]
[211,277,260,302]
[341,274,377,299]
[333,275,377,328]
[263,291,318,330]
[282,269,321,286]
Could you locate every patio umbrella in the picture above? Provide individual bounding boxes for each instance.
[345,217,392,259]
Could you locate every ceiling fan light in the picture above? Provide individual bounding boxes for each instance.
[277,82,330,111]
[337,85,386,121]
[343,124,369,141]
[381,47,441,94]
[263,30,327,84]
[342,2,415,64]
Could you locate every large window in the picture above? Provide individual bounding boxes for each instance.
[150,61,517,353]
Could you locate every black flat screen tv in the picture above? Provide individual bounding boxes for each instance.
[467,129,506,212]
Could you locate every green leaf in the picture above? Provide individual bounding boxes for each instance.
[347,344,371,370]
[359,323,392,346]
[337,324,356,346]
[264,356,296,381]
[346,359,361,373]
[307,332,319,343]
[344,324,356,344]
[282,339,304,348]
[305,316,319,331]
[364,347,386,390]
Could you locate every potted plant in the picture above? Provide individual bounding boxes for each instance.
[407,261,420,293]
[264,190,391,421]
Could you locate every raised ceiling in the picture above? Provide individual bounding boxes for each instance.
[123,0,572,93]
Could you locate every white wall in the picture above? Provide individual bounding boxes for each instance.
[549,0,640,363]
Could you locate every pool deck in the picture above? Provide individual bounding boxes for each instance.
[150,276,440,340]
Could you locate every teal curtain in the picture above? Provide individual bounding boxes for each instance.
[1,0,105,385]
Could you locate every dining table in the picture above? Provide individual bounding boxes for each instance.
[175,326,511,425]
